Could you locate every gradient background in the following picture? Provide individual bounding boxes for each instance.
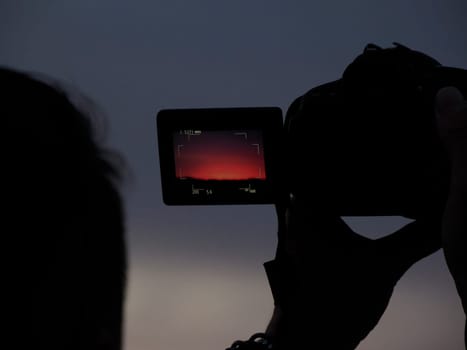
[1,1,466,349]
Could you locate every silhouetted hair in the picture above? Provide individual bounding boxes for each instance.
[1,67,126,350]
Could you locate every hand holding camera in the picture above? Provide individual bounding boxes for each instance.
[259,44,467,349]
[155,42,467,349]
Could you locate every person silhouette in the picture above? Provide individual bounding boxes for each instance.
[436,86,467,348]
[1,67,127,350]
[226,44,467,350]
[226,87,467,350]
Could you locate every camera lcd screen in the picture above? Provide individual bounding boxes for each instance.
[173,129,266,181]
[157,107,283,205]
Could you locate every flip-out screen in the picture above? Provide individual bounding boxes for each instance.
[157,107,283,205]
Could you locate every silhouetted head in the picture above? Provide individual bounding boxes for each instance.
[1,67,126,350]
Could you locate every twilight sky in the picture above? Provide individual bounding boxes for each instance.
[1,1,467,349]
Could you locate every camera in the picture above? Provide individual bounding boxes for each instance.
[156,44,467,217]
[283,64,467,218]
[157,107,284,205]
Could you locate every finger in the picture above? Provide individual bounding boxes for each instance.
[435,86,467,185]
[376,218,442,270]
[436,86,467,134]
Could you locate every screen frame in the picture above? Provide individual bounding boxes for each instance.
[157,107,284,205]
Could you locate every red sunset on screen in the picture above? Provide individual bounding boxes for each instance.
[173,130,266,180]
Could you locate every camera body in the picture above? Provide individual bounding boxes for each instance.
[284,63,467,218]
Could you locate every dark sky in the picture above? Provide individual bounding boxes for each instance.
[1,1,467,349]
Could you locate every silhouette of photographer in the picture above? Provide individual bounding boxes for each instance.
[437,86,467,348]
[227,44,467,349]
[1,67,126,350]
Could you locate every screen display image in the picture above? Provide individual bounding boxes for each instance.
[157,106,283,205]
[172,129,267,199]
[173,129,266,181]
